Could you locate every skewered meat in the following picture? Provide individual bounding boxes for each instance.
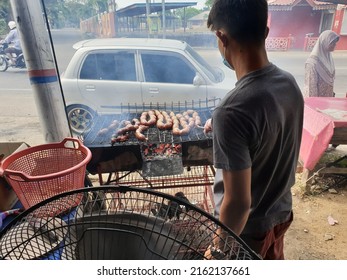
[172,113,190,135]
[111,120,131,143]
[183,110,201,127]
[108,120,119,130]
[140,110,157,126]
[135,125,149,141]
[105,110,204,144]
[132,118,140,127]
[155,110,173,130]
[115,120,131,135]
[97,120,119,136]
[97,128,109,136]
[111,134,129,143]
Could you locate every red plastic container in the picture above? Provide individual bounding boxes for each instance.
[0,138,91,213]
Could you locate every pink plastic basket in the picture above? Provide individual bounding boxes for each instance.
[0,138,91,213]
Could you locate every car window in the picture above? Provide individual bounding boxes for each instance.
[185,45,220,83]
[79,51,136,81]
[141,51,196,84]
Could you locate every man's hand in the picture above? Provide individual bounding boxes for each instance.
[204,118,212,134]
[204,245,213,259]
[204,244,227,260]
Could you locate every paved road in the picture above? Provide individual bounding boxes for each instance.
[200,49,347,96]
[1,29,347,146]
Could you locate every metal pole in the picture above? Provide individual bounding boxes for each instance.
[10,0,71,143]
[162,0,166,39]
[146,0,151,37]
[183,7,186,33]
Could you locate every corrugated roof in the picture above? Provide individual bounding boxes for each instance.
[310,0,338,8]
[268,0,337,10]
[316,0,347,3]
[268,0,299,4]
[115,1,339,18]
[116,2,198,18]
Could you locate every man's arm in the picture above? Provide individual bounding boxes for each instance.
[219,168,251,236]
[205,168,251,258]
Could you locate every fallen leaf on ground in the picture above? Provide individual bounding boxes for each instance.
[328,188,338,194]
[324,233,334,241]
[327,215,339,226]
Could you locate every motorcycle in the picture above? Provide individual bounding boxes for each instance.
[0,43,26,72]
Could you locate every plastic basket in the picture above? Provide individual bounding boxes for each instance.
[0,138,91,214]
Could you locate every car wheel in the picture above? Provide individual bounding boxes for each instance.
[0,55,8,72]
[66,105,96,134]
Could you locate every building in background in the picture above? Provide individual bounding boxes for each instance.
[80,1,347,51]
[187,10,209,29]
[267,0,346,51]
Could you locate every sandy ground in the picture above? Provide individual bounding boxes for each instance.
[284,156,347,260]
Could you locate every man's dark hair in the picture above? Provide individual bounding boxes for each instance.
[207,0,268,45]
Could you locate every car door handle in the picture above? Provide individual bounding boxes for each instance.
[85,85,96,91]
[148,87,159,94]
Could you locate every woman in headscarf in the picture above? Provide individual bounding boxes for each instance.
[304,30,339,97]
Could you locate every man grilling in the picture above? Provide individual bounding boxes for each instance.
[204,0,303,260]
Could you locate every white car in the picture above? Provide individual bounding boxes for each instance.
[61,38,232,133]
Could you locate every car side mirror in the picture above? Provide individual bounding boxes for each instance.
[193,73,204,86]
[214,67,225,82]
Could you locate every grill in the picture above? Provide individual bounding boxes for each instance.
[81,100,218,215]
[101,166,216,214]
[81,100,216,175]
[82,109,213,147]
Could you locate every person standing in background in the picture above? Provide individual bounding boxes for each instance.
[304,30,339,97]
[204,0,304,259]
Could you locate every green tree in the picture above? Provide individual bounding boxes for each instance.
[174,7,201,28]
[0,0,11,35]
[81,0,108,15]
[175,7,200,27]
[42,0,109,28]
[43,0,68,28]
[204,0,213,9]
[93,0,109,13]
[0,0,11,19]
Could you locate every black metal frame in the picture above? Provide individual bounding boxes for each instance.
[0,185,261,260]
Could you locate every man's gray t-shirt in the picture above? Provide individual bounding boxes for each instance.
[212,63,304,234]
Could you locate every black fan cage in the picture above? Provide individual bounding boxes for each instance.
[0,186,261,260]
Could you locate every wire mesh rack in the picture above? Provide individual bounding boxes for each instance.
[0,186,261,260]
[81,98,219,146]
[99,165,216,214]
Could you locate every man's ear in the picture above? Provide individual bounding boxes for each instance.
[265,27,269,39]
[216,30,228,47]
